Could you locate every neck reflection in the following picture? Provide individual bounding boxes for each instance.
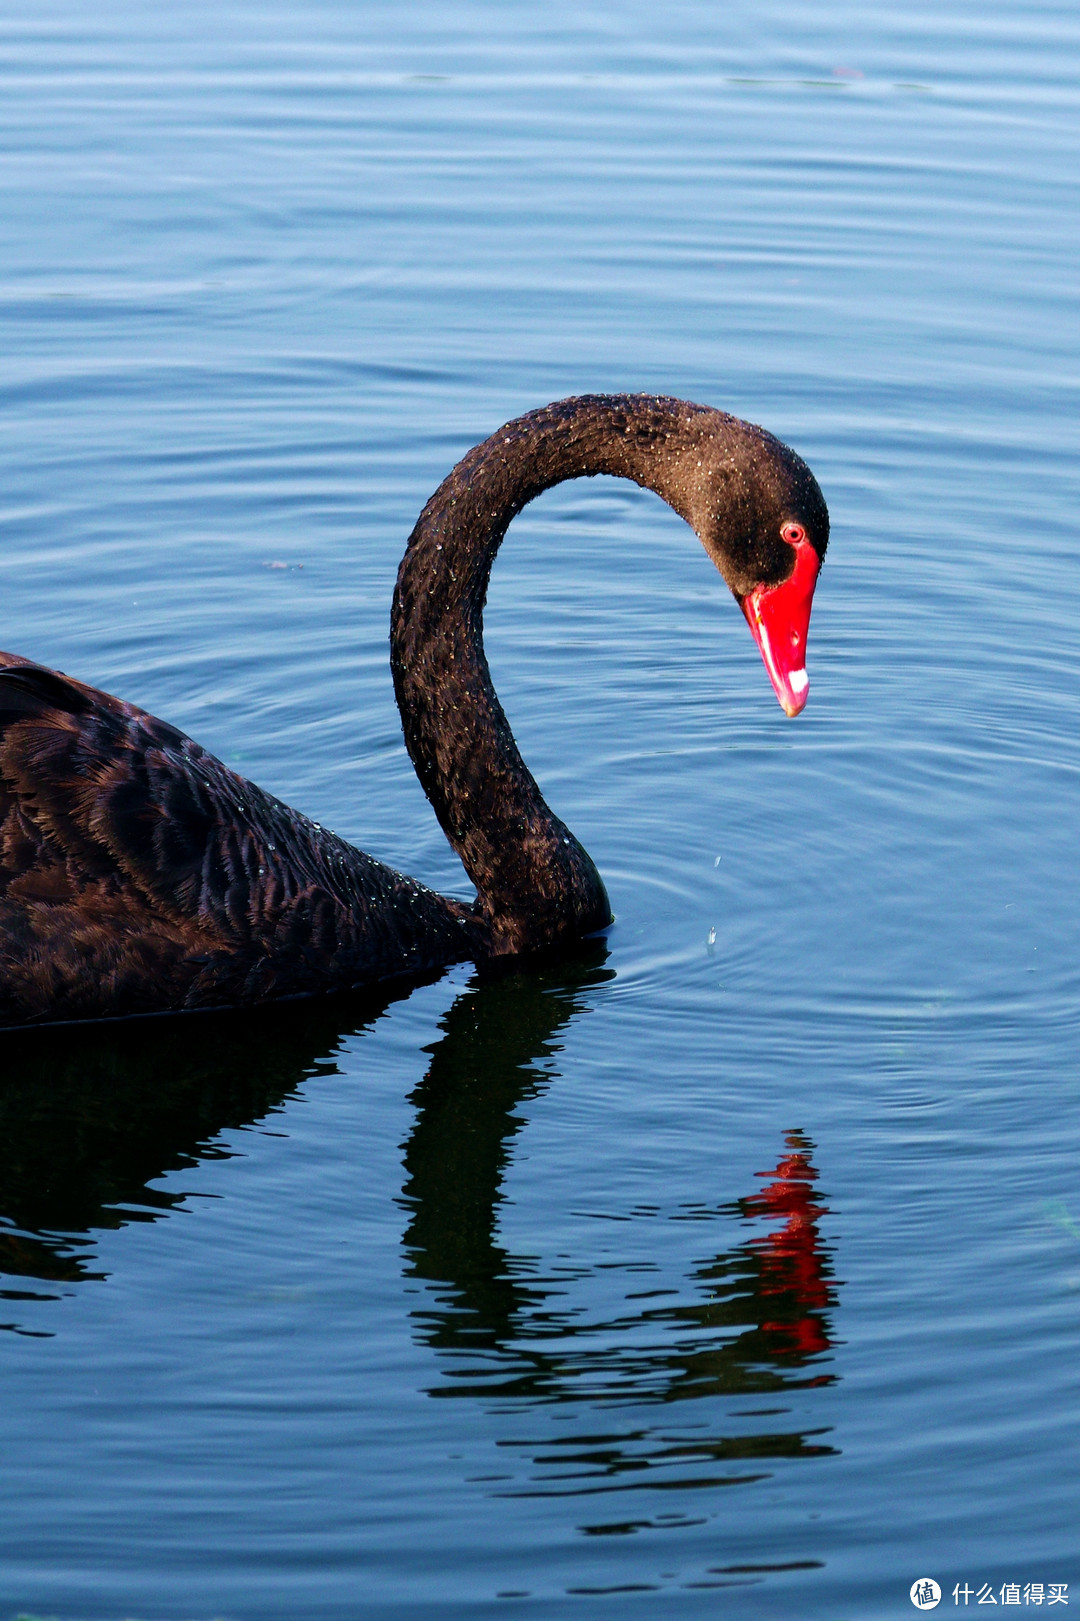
[401,968,838,1403]
[399,960,842,1519]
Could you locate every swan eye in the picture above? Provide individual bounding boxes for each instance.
[781,522,807,546]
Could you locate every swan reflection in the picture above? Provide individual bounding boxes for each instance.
[0,985,406,1302]
[395,959,840,1527]
[0,958,841,1522]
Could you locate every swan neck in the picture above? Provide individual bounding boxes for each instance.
[390,395,724,953]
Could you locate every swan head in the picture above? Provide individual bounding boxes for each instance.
[692,422,829,718]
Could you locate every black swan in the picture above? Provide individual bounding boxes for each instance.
[0,393,828,1027]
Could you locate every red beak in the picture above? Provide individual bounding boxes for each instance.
[741,538,821,717]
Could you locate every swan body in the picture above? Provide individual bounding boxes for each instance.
[0,394,827,1027]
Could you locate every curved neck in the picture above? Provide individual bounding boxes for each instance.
[390,394,732,954]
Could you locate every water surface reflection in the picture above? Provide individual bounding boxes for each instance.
[0,987,406,1303]
[0,962,841,1538]
[400,965,841,1532]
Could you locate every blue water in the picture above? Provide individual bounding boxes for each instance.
[1,0,1079,1616]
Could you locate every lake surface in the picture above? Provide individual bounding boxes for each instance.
[1,0,1079,1616]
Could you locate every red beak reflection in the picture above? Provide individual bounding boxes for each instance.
[741,1130,835,1361]
[742,537,821,716]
